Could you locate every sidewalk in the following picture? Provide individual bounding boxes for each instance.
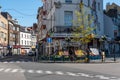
[38,57,120,63]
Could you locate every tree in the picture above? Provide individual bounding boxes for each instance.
[72,2,96,62]
[72,11,95,47]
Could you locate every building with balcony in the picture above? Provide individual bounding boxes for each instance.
[104,3,120,53]
[20,27,32,55]
[0,13,8,55]
[1,12,20,55]
[37,0,104,55]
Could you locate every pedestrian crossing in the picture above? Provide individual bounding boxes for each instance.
[0,60,32,63]
[0,67,119,80]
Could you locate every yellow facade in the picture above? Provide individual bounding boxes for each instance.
[0,14,8,47]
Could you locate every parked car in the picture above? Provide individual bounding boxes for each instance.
[28,51,35,56]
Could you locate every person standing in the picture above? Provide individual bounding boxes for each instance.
[86,47,91,63]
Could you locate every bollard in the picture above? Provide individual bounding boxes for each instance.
[101,51,105,62]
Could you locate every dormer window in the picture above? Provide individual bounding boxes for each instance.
[65,0,72,4]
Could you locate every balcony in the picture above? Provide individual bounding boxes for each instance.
[48,26,74,38]
[53,26,73,33]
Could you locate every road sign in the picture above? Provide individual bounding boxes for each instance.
[47,37,52,43]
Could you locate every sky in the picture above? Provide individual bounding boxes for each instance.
[0,0,42,27]
[0,0,120,27]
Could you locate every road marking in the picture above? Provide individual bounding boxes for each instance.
[0,68,4,71]
[19,69,26,73]
[55,71,64,75]
[16,61,20,63]
[9,61,14,63]
[95,75,110,80]
[4,68,11,72]
[36,70,43,74]
[27,70,34,73]
[45,71,53,74]
[1,61,32,64]
[0,67,119,80]
[3,61,8,63]
[11,69,19,73]
[78,73,94,78]
[66,72,79,76]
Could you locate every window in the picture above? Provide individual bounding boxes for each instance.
[98,2,100,11]
[13,34,15,38]
[88,0,90,6]
[17,27,19,31]
[13,26,15,30]
[27,41,29,45]
[21,34,23,38]
[65,0,72,3]
[97,22,100,31]
[21,40,23,45]
[0,21,6,28]
[25,34,26,38]
[25,41,26,45]
[64,11,73,26]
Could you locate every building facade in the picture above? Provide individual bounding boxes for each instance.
[1,12,21,55]
[20,27,31,55]
[37,0,104,55]
[104,3,120,53]
[0,13,8,55]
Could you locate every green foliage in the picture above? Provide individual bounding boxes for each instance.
[72,10,95,45]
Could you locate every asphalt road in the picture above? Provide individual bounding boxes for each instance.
[0,55,120,80]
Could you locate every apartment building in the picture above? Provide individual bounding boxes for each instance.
[37,0,104,55]
[20,27,31,55]
[1,12,20,55]
[104,3,120,52]
[0,13,8,55]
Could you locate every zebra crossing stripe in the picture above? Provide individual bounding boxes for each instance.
[78,73,94,78]
[4,68,11,72]
[0,68,4,71]
[1,61,31,63]
[45,71,53,74]
[9,61,14,63]
[27,70,34,73]
[19,69,26,73]
[3,61,8,63]
[11,69,19,73]
[66,72,79,76]
[55,71,64,75]
[36,70,43,74]
[95,75,110,80]
[16,61,20,63]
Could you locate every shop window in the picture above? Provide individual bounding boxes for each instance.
[65,0,72,4]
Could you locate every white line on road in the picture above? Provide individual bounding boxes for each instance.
[11,69,19,73]
[16,61,20,63]
[27,70,34,73]
[36,70,43,74]
[0,68,4,71]
[9,61,14,63]
[0,67,119,80]
[3,61,8,63]
[19,69,26,73]
[66,72,79,76]
[78,73,94,78]
[4,68,11,72]
[95,75,110,80]
[55,71,64,75]
[45,71,53,74]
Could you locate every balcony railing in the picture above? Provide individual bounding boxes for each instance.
[52,26,73,33]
